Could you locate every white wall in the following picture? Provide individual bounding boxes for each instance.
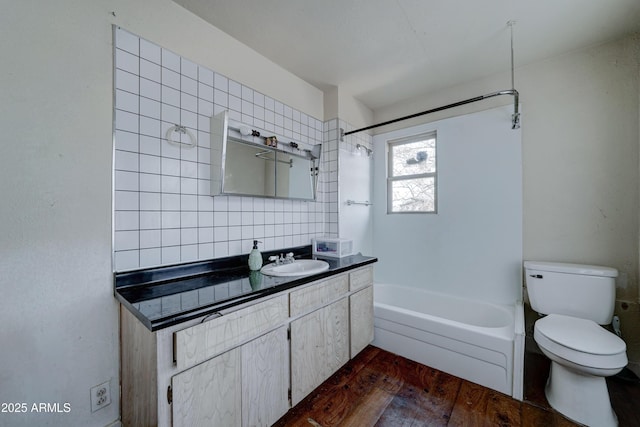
[519,37,639,298]
[372,106,522,305]
[338,130,374,256]
[0,1,323,426]
[338,151,373,254]
[338,90,374,130]
[374,34,640,367]
[322,85,374,129]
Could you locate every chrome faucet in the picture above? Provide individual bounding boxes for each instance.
[268,252,296,265]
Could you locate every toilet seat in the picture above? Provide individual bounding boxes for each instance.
[534,314,627,370]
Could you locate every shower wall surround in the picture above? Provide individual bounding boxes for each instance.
[337,123,374,255]
[113,27,338,271]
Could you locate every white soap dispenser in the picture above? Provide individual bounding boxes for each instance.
[248,240,263,271]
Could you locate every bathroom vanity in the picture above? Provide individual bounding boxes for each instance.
[115,246,376,427]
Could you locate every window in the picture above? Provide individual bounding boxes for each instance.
[387,132,437,213]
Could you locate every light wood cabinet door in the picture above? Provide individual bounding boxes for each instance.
[290,297,349,406]
[241,327,289,427]
[171,347,241,427]
[350,285,374,357]
[325,297,350,373]
[290,306,325,406]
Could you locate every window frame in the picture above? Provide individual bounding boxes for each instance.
[386,131,438,214]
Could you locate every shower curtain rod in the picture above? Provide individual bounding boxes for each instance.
[343,21,520,137]
[342,89,520,138]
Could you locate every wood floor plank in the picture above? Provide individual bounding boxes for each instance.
[360,351,405,394]
[275,347,637,427]
[521,403,577,427]
[275,348,399,426]
[275,347,383,426]
[375,383,450,427]
[375,367,461,427]
[339,387,396,427]
[401,359,462,412]
[447,380,492,427]
[322,345,382,390]
[277,417,317,427]
[448,381,523,427]
[484,389,522,427]
[374,387,426,427]
[300,362,403,425]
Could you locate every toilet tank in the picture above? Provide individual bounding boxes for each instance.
[524,261,618,325]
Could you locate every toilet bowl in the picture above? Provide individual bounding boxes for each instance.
[524,261,628,427]
[534,314,626,426]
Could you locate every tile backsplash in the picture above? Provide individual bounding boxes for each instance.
[113,27,336,271]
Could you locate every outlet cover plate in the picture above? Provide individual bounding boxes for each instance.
[90,381,111,412]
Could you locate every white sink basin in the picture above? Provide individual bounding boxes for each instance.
[260,259,330,277]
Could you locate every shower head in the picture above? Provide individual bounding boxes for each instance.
[356,144,372,156]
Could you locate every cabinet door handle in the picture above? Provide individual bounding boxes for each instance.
[201,311,222,323]
[529,274,543,279]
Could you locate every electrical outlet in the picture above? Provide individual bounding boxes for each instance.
[90,381,111,412]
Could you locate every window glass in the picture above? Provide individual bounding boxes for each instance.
[391,139,436,176]
[387,132,437,213]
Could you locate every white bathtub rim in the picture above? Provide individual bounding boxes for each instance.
[374,304,514,362]
[374,282,517,311]
[373,283,517,335]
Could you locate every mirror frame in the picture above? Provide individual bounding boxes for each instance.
[210,111,321,201]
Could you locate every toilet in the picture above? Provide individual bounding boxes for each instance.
[524,261,627,427]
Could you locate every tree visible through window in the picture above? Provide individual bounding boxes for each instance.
[387,132,437,213]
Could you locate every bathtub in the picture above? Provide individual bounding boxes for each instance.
[372,283,525,399]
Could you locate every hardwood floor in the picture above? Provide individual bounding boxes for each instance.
[274,346,640,426]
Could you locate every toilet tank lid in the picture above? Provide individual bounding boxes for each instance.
[524,261,618,278]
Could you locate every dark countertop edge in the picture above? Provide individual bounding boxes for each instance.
[115,244,313,289]
[118,256,377,331]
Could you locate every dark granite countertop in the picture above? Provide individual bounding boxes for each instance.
[115,245,377,331]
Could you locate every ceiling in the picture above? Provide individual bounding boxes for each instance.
[174,0,640,112]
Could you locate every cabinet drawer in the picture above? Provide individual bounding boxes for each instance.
[289,274,348,317]
[349,266,373,291]
[174,294,288,371]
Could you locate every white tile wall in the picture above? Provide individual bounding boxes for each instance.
[113,28,333,271]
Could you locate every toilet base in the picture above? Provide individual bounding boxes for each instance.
[545,362,618,427]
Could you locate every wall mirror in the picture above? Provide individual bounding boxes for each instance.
[210,111,321,200]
